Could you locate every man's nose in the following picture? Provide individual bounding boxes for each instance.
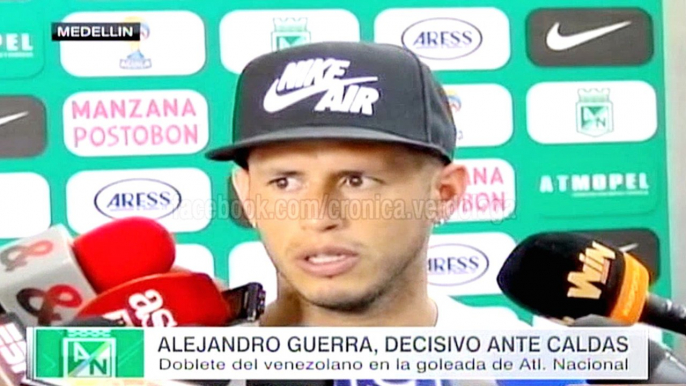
[298,182,343,232]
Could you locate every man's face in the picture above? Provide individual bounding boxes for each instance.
[240,141,445,312]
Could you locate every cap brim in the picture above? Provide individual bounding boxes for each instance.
[205,126,451,163]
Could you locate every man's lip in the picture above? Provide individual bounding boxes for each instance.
[297,246,359,261]
[296,245,360,277]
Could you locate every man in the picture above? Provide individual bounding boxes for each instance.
[205,42,575,386]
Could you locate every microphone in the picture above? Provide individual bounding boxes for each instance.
[496,232,686,335]
[0,217,176,327]
[573,315,686,384]
[74,272,266,327]
[64,315,127,327]
[0,313,27,386]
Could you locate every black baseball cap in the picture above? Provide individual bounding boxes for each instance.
[206,42,457,166]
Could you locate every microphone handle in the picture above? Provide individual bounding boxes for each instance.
[652,351,686,383]
[640,294,686,336]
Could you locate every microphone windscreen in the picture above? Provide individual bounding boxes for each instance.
[73,217,176,292]
[496,232,627,321]
[76,272,230,327]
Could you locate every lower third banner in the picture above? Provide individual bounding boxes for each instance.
[26,327,648,381]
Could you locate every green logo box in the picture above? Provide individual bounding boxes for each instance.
[534,152,660,218]
[0,6,44,79]
[33,328,144,379]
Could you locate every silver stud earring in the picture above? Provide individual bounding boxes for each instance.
[433,217,447,227]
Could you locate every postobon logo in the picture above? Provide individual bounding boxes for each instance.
[63,329,115,378]
[104,289,177,327]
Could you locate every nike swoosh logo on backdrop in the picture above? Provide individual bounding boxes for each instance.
[0,111,29,127]
[546,21,633,51]
[619,243,639,253]
[263,77,378,113]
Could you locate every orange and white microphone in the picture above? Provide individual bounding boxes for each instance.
[0,217,176,327]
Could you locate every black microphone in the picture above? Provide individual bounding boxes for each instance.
[573,315,686,384]
[496,232,686,335]
[64,315,127,327]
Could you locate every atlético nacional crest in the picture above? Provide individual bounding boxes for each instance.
[271,17,311,51]
[576,88,614,137]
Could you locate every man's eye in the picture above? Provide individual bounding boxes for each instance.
[269,177,298,190]
[343,175,373,188]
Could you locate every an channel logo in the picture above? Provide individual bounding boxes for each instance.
[220,9,360,73]
[66,168,211,233]
[63,90,209,157]
[448,158,516,223]
[374,7,510,70]
[527,81,657,144]
[0,173,50,238]
[59,11,205,77]
[427,232,516,296]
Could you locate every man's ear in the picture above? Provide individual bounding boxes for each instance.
[436,162,468,223]
[231,166,256,227]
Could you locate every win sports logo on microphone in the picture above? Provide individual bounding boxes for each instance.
[28,328,143,379]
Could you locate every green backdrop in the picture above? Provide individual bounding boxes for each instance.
[0,0,671,340]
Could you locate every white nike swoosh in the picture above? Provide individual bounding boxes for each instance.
[0,111,28,127]
[619,243,639,253]
[546,21,632,51]
[263,77,378,113]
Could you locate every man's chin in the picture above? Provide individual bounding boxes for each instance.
[301,288,381,313]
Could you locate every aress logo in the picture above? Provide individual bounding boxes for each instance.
[262,58,380,115]
[103,289,177,327]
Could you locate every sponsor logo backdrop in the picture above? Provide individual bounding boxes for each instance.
[0,0,671,334]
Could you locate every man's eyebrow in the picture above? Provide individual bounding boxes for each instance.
[261,169,303,176]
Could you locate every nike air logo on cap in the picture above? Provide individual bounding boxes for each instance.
[262,58,381,116]
[0,111,28,128]
[546,21,632,51]
[263,77,378,113]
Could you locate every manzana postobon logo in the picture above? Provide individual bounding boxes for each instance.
[32,328,144,379]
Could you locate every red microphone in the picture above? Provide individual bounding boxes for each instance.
[0,217,176,327]
[72,217,176,292]
[75,272,265,327]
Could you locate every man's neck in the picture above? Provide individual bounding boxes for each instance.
[260,281,438,327]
